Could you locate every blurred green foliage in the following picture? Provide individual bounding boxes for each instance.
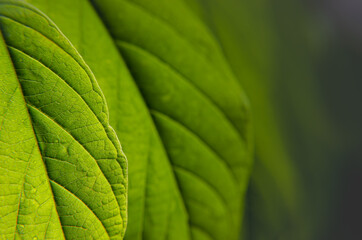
[185,0,337,239]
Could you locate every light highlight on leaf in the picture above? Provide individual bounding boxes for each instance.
[0,1,127,239]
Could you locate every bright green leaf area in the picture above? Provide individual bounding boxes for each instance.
[0,1,127,239]
[1,0,252,239]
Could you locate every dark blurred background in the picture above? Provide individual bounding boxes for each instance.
[185,0,362,239]
[313,1,362,239]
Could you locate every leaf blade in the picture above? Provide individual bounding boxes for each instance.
[23,0,253,239]
[0,1,127,238]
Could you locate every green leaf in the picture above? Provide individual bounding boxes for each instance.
[16,0,253,239]
[0,1,127,239]
[94,0,253,238]
[184,0,317,239]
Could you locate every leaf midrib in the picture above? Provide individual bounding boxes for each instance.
[0,27,67,239]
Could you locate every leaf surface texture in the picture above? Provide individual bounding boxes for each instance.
[2,0,252,239]
[0,1,127,239]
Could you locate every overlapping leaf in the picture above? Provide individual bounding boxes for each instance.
[92,0,252,239]
[1,0,252,239]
